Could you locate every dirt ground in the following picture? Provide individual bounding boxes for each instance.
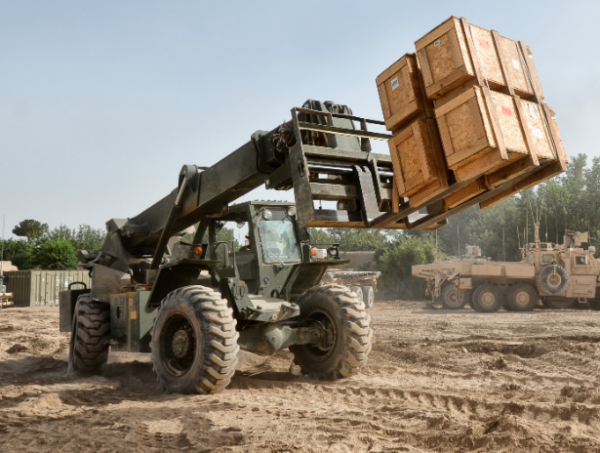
[2,302,600,453]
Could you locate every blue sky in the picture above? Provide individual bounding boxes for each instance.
[1,0,597,238]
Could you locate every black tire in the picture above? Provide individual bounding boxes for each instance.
[151,285,239,394]
[471,284,503,313]
[441,284,468,309]
[290,284,372,380]
[362,286,374,309]
[542,298,574,309]
[538,265,570,294]
[350,286,363,304]
[68,294,110,374]
[507,284,538,312]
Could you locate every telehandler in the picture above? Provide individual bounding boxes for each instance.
[59,98,522,394]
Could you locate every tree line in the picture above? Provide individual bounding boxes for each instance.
[1,154,595,295]
[2,220,105,270]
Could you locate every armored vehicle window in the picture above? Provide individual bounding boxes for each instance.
[258,209,301,264]
[576,256,588,265]
[541,254,555,264]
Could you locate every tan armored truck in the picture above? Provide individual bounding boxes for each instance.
[412,228,600,312]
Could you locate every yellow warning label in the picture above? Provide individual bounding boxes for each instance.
[130,310,138,320]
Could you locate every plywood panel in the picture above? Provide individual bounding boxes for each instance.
[489,91,527,155]
[520,99,554,161]
[496,35,532,97]
[469,25,504,88]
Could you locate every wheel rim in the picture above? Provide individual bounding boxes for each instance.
[548,272,562,288]
[160,313,197,377]
[304,310,337,361]
[446,290,463,308]
[479,291,497,309]
[515,290,531,308]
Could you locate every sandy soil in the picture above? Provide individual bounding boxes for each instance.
[2,302,600,452]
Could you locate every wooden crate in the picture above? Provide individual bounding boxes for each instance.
[376,54,433,132]
[435,86,530,182]
[388,117,449,207]
[484,97,556,189]
[480,104,567,209]
[415,17,476,99]
[416,16,544,102]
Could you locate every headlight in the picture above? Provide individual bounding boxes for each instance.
[287,207,296,217]
[262,209,272,220]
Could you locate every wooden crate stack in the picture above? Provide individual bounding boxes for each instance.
[377,16,567,219]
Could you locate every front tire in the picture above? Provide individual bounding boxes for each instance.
[151,286,239,394]
[471,284,503,313]
[290,284,372,380]
[441,284,468,309]
[68,294,110,374]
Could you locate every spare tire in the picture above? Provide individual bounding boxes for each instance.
[538,265,569,294]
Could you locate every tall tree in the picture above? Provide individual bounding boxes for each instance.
[12,219,48,240]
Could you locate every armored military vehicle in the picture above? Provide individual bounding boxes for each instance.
[413,225,600,312]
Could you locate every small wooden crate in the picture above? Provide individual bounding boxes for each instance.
[415,16,544,102]
[388,117,449,207]
[435,86,531,182]
[376,54,433,132]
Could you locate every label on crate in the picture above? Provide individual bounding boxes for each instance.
[512,59,521,70]
[531,127,544,139]
[529,103,538,119]
[479,39,490,48]
[501,106,512,116]
[390,77,400,90]
[434,39,440,46]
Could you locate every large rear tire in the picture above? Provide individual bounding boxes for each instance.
[151,286,239,394]
[290,284,372,380]
[350,286,363,304]
[68,294,110,374]
[471,284,503,313]
[507,284,538,312]
[441,284,468,309]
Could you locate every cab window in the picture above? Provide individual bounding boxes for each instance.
[541,254,554,264]
[258,209,301,264]
[576,256,588,265]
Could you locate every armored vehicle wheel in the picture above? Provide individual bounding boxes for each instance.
[441,284,467,309]
[151,286,239,394]
[68,294,110,374]
[542,298,574,309]
[507,284,538,311]
[362,286,374,309]
[290,284,372,380]
[471,285,503,313]
[538,265,569,294]
[350,286,363,304]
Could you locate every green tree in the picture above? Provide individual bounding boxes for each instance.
[1,239,35,270]
[375,236,436,299]
[47,224,105,253]
[12,219,48,240]
[34,240,78,270]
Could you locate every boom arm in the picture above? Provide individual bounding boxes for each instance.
[113,100,420,260]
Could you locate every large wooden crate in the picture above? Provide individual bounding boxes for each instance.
[415,16,544,102]
[388,117,449,207]
[376,54,433,132]
[435,85,530,182]
[480,104,567,209]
